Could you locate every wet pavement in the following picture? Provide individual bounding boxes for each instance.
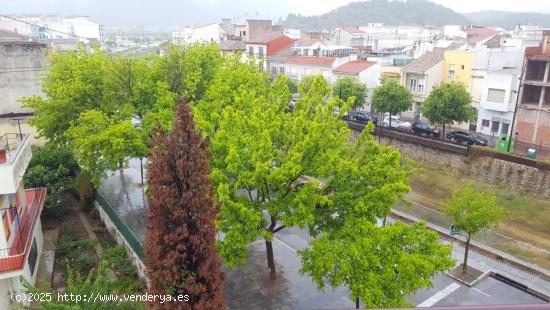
[98,158,147,242]
[97,159,548,309]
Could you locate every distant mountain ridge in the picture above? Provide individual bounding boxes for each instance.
[465,11,550,29]
[279,0,550,31]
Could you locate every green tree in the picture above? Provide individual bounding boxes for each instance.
[333,76,367,109]
[422,82,476,138]
[299,220,454,308]
[22,44,222,184]
[23,143,80,217]
[193,60,410,280]
[443,185,505,273]
[371,79,412,127]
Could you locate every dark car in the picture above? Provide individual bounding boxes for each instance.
[351,112,377,125]
[411,123,440,137]
[446,131,488,146]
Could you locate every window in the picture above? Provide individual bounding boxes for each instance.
[487,88,506,103]
[418,83,425,94]
[481,119,490,127]
[501,122,510,135]
[28,239,38,275]
[271,66,277,75]
[258,46,264,58]
[305,68,312,75]
[248,46,254,56]
[279,66,285,74]
[461,65,465,70]
[242,31,246,36]
[409,78,417,92]
[448,64,456,80]
[304,49,309,56]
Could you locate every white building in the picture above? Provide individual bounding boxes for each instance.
[476,68,520,137]
[0,15,103,43]
[333,60,380,90]
[0,133,46,309]
[172,23,223,45]
[334,27,365,46]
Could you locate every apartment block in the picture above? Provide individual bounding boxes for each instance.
[0,133,46,309]
[516,31,550,149]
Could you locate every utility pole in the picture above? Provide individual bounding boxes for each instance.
[507,55,527,153]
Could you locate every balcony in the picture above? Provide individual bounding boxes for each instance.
[0,188,46,274]
[0,133,32,195]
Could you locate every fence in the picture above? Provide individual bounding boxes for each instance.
[393,202,550,271]
[95,192,144,259]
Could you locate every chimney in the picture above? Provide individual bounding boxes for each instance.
[542,30,550,55]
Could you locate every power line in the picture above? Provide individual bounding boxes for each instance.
[0,14,89,40]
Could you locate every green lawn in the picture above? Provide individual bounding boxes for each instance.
[407,160,550,251]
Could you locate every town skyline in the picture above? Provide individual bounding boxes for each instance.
[1,0,550,28]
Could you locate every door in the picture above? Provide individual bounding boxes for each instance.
[491,121,500,135]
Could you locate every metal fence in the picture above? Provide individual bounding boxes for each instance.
[95,192,145,259]
[393,202,550,270]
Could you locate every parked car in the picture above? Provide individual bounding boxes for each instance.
[446,131,488,146]
[411,123,441,137]
[351,112,376,124]
[382,115,411,130]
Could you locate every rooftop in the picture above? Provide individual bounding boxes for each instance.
[401,48,445,74]
[333,60,377,74]
[461,26,499,44]
[0,29,36,43]
[219,39,246,51]
[283,56,337,67]
[525,46,550,61]
[341,27,365,34]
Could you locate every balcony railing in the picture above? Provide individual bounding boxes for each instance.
[0,133,28,165]
[0,188,47,273]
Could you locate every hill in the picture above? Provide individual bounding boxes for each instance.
[280,0,468,31]
[465,11,550,30]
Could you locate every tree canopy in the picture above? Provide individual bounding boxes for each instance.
[22,44,222,184]
[192,61,410,280]
[23,143,80,217]
[299,220,453,308]
[444,184,505,272]
[371,79,412,118]
[422,82,476,136]
[333,76,367,109]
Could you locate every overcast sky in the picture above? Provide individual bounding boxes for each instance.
[1,0,549,28]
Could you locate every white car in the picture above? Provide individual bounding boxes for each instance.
[382,115,411,130]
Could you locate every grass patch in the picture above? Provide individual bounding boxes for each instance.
[408,160,550,250]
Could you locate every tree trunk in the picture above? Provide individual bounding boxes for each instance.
[265,239,277,280]
[382,216,387,227]
[442,123,446,140]
[462,233,471,273]
[355,297,360,309]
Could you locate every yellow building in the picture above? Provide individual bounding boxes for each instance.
[443,50,474,88]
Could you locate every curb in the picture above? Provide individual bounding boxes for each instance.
[390,209,550,299]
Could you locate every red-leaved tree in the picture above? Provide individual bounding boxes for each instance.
[144,98,225,309]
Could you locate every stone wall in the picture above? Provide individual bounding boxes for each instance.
[379,136,550,198]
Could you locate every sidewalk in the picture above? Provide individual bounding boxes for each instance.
[391,208,550,298]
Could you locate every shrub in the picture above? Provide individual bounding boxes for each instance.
[75,170,96,203]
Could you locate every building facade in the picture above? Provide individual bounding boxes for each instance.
[476,69,520,137]
[0,30,47,116]
[516,31,550,149]
[0,133,46,309]
[400,48,445,121]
